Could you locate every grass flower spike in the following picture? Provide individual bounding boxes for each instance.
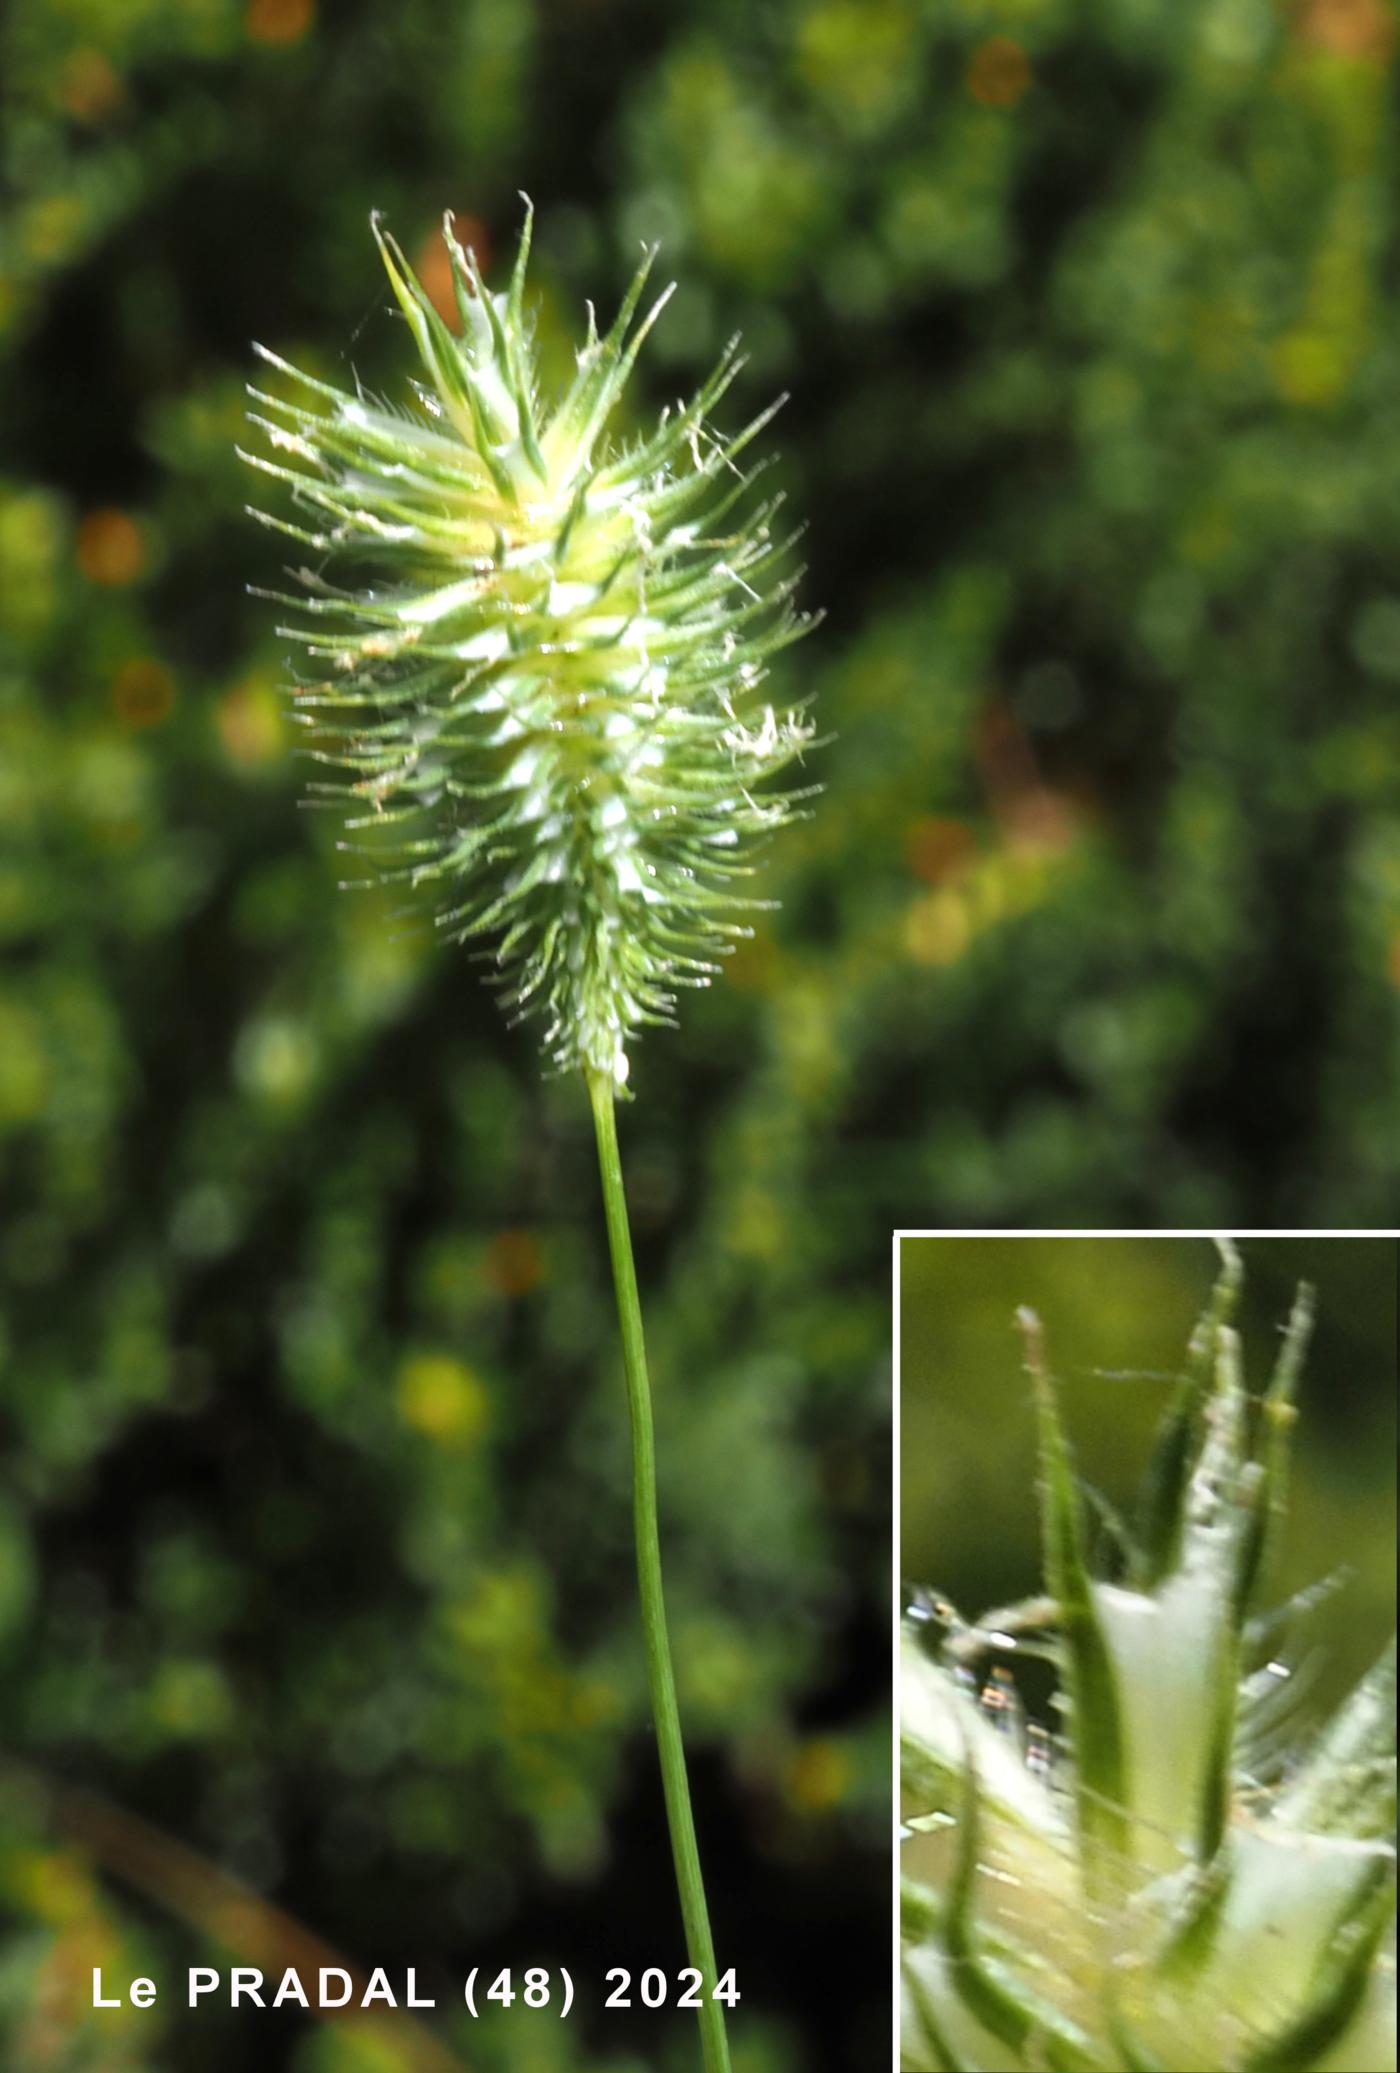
[245,205,814,1089]
[247,208,819,2073]
[901,1246,1397,2073]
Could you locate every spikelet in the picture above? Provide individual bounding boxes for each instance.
[901,1245,1397,2073]
[243,206,816,1087]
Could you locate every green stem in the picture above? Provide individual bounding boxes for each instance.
[586,1066,732,2073]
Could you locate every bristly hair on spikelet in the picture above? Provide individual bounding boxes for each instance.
[241,203,818,1089]
[901,1241,1397,2073]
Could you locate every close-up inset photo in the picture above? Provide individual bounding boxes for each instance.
[898,1233,1397,2073]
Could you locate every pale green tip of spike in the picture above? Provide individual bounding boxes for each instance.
[1212,1231,1243,1288]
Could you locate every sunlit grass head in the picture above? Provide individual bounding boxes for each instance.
[243,206,817,1089]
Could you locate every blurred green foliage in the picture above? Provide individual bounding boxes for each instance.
[901,1235,1397,1718]
[1,0,1398,2065]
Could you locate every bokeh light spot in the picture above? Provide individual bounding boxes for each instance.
[1300,0,1396,59]
[59,49,125,125]
[23,196,86,263]
[112,657,176,729]
[414,214,490,328]
[76,508,145,585]
[486,1228,542,1297]
[246,0,315,47]
[1272,330,1348,407]
[967,37,1031,110]
[215,677,285,765]
[797,0,917,125]
[787,1736,851,1813]
[9,1848,99,1928]
[396,1353,490,1448]
[0,1004,50,1125]
[906,815,976,885]
[906,888,971,967]
[233,1014,317,1105]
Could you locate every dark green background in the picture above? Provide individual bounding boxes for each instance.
[2,0,1399,2067]
[901,1234,1397,1721]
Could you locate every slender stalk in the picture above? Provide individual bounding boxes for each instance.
[586,1066,732,2073]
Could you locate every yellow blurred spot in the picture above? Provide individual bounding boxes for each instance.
[8,1849,99,1927]
[777,981,840,1105]
[967,36,1031,109]
[215,677,285,765]
[23,195,85,263]
[906,814,976,884]
[906,887,971,966]
[797,0,916,122]
[1272,330,1349,407]
[486,1227,542,1297]
[414,214,490,328]
[59,48,125,124]
[0,1002,50,1123]
[729,1183,782,1261]
[246,0,315,45]
[787,1737,852,1813]
[397,1352,490,1448]
[233,1015,316,1104]
[76,508,145,585]
[451,1566,543,1653]
[0,488,63,636]
[149,1658,232,1736]
[112,657,175,729]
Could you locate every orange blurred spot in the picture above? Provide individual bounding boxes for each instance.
[112,657,175,728]
[967,36,1031,108]
[59,48,124,125]
[906,814,976,884]
[413,214,490,329]
[486,1228,542,1297]
[976,698,1079,849]
[1387,930,1400,987]
[76,508,144,585]
[1300,0,1396,57]
[246,0,315,45]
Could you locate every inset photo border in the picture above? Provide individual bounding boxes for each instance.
[893,1230,1398,2073]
